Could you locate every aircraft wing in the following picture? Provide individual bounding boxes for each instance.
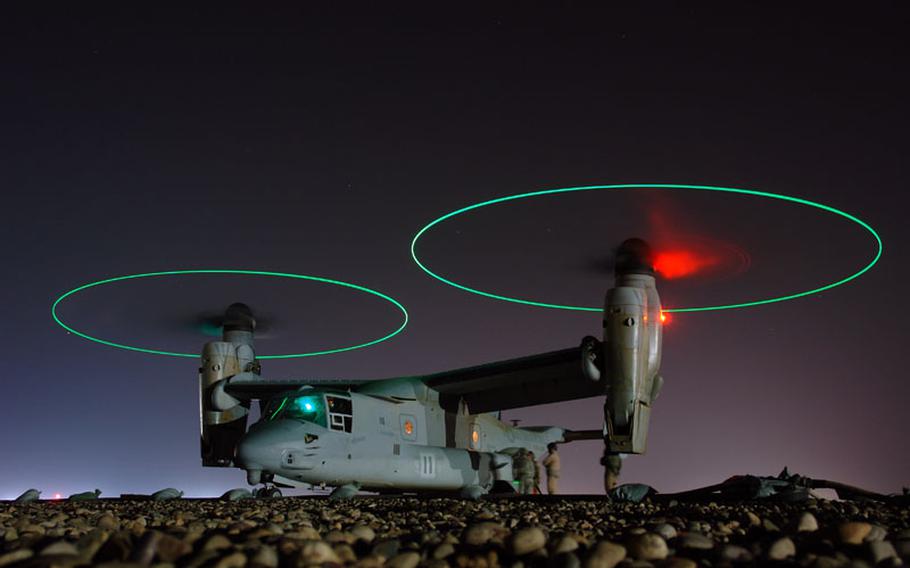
[422,339,603,414]
[223,373,370,399]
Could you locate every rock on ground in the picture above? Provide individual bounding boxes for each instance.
[0,496,906,567]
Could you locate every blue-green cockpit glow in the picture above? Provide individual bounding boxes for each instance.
[273,393,327,427]
[51,269,409,358]
[294,396,320,416]
[410,184,883,313]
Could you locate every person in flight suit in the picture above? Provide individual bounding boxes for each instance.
[514,449,536,495]
[542,443,561,494]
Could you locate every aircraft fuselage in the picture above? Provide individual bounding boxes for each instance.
[236,384,564,492]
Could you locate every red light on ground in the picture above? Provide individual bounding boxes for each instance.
[654,250,718,279]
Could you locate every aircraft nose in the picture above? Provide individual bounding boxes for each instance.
[236,423,294,472]
[236,437,267,472]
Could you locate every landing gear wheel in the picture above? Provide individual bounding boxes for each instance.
[255,485,282,499]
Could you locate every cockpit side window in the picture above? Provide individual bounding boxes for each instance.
[326,395,353,433]
[264,397,287,421]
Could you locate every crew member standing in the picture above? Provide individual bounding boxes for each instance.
[542,443,561,494]
[515,450,535,495]
[530,451,541,494]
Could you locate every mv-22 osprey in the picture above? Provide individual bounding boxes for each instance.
[200,239,664,497]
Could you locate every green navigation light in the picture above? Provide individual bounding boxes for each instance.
[298,397,317,413]
[52,269,409,358]
[410,184,882,313]
[287,394,327,427]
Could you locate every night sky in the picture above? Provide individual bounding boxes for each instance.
[2,4,907,498]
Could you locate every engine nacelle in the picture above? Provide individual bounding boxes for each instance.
[603,263,663,454]
[199,340,254,467]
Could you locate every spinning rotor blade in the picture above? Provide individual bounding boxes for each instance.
[577,256,618,275]
[576,237,656,277]
[193,311,229,337]
[183,303,280,338]
[652,246,720,280]
[576,200,750,281]
[577,233,747,281]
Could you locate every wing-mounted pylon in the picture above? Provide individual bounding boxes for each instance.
[199,303,258,467]
[602,238,664,454]
[418,238,664,456]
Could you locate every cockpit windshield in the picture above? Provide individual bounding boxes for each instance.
[265,392,354,433]
[267,393,328,428]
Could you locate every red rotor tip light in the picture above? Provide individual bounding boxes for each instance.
[653,250,718,279]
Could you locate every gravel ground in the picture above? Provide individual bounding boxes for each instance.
[1,496,908,567]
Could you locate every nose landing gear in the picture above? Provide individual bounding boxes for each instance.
[254,484,282,498]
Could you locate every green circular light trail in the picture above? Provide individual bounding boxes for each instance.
[410,184,883,313]
[52,270,409,358]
